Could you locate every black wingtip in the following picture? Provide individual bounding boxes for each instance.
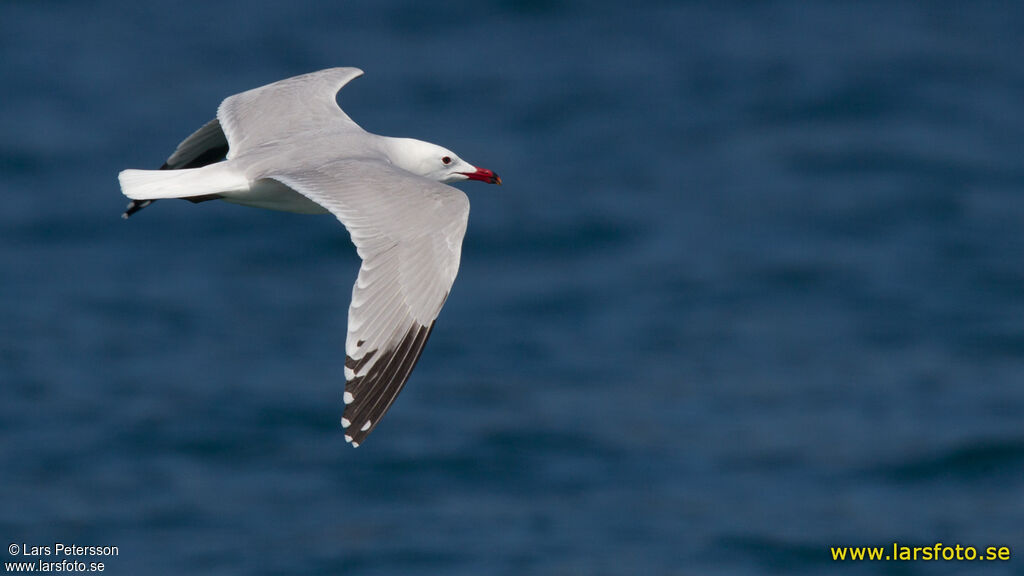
[341,322,436,447]
[121,199,153,219]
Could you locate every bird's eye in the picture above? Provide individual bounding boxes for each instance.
[442,156,452,165]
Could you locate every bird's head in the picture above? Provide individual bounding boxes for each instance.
[387,138,501,185]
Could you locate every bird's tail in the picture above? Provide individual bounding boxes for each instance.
[118,164,249,218]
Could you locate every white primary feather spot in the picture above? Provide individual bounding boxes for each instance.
[341,418,351,428]
[344,366,355,379]
[351,442,360,448]
[345,435,353,443]
[344,391,354,404]
[361,421,371,431]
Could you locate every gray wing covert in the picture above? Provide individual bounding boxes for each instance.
[217,67,365,155]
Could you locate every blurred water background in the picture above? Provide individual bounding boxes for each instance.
[2,1,1023,574]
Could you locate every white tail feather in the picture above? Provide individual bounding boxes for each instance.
[118,164,249,201]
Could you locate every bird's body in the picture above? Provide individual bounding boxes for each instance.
[119,68,500,447]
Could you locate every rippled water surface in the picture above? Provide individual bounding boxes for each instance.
[2,2,1023,574]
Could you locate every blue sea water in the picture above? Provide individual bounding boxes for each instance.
[2,1,1023,574]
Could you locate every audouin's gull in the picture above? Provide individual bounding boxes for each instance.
[118,68,501,447]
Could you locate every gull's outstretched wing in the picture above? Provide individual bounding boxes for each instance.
[269,159,470,446]
[218,67,365,155]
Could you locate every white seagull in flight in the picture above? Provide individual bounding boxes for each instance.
[119,68,501,447]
